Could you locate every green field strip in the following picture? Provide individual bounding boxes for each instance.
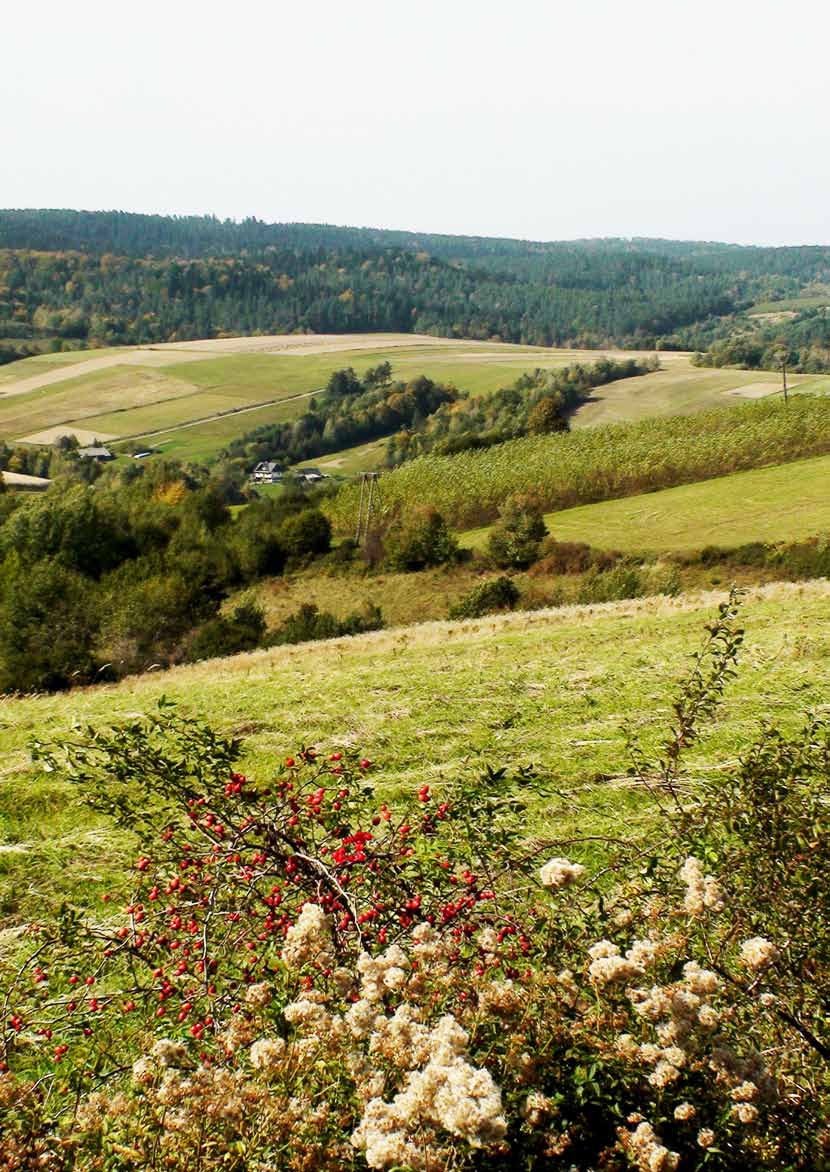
[460,454,830,554]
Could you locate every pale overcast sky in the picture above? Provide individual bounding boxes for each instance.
[4,0,829,245]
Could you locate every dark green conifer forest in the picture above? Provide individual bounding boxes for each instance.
[2,210,829,367]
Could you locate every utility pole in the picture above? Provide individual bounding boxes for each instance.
[782,357,789,405]
[354,472,381,544]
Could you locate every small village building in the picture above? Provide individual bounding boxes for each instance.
[251,461,284,483]
[296,467,325,483]
[77,446,115,462]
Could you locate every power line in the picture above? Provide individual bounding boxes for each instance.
[354,472,381,544]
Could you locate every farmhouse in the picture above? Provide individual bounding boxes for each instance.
[296,467,326,483]
[77,445,115,462]
[251,461,284,483]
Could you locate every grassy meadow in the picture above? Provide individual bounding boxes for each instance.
[1,580,829,935]
[459,452,830,555]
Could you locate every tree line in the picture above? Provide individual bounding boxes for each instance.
[0,462,341,693]
[4,211,830,366]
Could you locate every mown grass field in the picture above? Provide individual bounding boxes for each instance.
[460,453,830,555]
[569,363,825,428]
[1,581,829,935]
[4,334,828,465]
[749,291,830,314]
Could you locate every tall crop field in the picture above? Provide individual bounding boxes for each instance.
[327,395,830,530]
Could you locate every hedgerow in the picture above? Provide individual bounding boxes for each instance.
[2,593,829,1170]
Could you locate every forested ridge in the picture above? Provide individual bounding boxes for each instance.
[2,209,830,364]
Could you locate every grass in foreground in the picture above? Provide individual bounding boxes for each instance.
[1,580,829,930]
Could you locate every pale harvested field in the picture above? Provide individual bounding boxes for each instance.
[724,381,786,399]
[21,425,118,445]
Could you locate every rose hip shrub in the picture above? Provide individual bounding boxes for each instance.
[2,596,829,1171]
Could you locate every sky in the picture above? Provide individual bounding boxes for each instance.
[4,0,829,246]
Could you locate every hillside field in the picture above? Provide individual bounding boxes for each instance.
[328,394,830,531]
[459,452,830,554]
[1,580,829,935]
[2,334,827,467]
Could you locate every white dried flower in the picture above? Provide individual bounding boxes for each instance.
[523,1091,552,1128]
[249,1037,285,1071]
[679,856,723,915]
[732,1102,759,1124]
[244,981,272,1008]
[730,1080,758,1102]
[648,1060,681,1088]
[682,961,721,995]
[674,1102,696,1121]
[284,997,330,1029]
[351,1014,506,1168]
[697,1005,721,1029]
[282,903,334,968]
[132,1056,155,1086]
[477,928,500,954]
[150,1038,187,1068]
[539,857,585,889]
[739,937,779,970]
[626,1120,680,1172]
[346,998,382,1039]
[697,1128,715,1148]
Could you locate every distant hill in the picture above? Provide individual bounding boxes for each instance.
[2,209,830,364]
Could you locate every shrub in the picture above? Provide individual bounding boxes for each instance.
[577,564,643,604]
[487,496,548,569]
[448,576,520,619]
[278,508,332,561]
[383,508,459,572]
[529,538,620,576]
[527,395,569,435]
[4,595,830,1170]
[185,602,267,662]
[268,602,384,645]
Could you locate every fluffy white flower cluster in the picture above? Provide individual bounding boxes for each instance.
[244,981,272,1009]
[281,902,334,968]
[539,856,585,889]
[150,1038,188,1068]
[629,962,721,1036]
[739,936,779,970]
[624,1120,680,1172]
[588,938,658,985]
[249,1037,286,1071]
[358,944,410,1001]
[679,857,724,916]
[351,1015,506,1170]
[617,958,724,1087]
